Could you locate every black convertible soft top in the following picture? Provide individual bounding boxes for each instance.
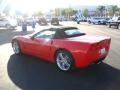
[50,26,78,31]
[49,27,85,38]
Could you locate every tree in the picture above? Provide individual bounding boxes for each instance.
[119,8,120,16]
[72,10,77,15]
[83,9,89,17]
[97,5,105,16]
[61,8,76,19]
[55,8,61,17]
[33,11,43,17]
[108,5,119,16]
[61,9,66,16]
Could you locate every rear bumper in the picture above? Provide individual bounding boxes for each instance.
[72,44,110,68]
[109,22,119,26]
[73,51,107,68]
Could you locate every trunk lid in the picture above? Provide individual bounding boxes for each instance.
[67,35,110,44]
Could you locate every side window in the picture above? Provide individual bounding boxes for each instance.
[34,30,55,39]
[118,17,120,20]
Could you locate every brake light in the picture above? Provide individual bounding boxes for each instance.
[90,43,99,51]
[90,39,111,51]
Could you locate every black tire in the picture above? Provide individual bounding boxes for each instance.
[98,21,101,25]
[55,50,74,72]
[88,21,91,24]
[109,24,111,28]
[77,22,80,24]
[57,22,59,25]
[12,40,21,54]
[116,24,119,29]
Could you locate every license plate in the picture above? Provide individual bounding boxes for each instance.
[100,48,106,55]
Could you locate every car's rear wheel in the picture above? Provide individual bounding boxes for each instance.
[55,50,74,72]
[12,40,21,54]
[116,24,119,29]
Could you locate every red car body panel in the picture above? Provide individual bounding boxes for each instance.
[13,35,111,68]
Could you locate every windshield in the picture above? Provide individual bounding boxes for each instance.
[112,17,118,20]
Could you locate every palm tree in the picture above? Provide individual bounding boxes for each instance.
[97,6,105,16]
[119,8,120,16]
[108,5,119,16]
[61,8,75,19]
[83,9,89,17]
[55,8,61,17]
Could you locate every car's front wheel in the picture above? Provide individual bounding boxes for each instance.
[55,50,74,72]
[98,21,101,24]
[12,40,21,54]
[88,21,91,24]
[77,21,80,24]
[109,24,111,28]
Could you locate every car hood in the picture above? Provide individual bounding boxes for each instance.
[66,35,110,43]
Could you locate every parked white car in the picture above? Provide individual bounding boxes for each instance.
[107,16,120,29]
[88,17,106,24]
[0,18,17,29]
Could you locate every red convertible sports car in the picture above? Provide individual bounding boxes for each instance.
[12,27,111,71]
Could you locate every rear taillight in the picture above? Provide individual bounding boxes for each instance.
[90,39,111,51]
[90,43,99,51]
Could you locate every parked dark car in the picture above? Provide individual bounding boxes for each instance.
[108,16,120,29]
[38,18,47,25]
[51,18,59,25]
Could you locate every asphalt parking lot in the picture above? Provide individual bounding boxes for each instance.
[0,22,120,90]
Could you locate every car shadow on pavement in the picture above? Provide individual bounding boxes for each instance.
[0,30,34,45]
[7,54,120,90]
